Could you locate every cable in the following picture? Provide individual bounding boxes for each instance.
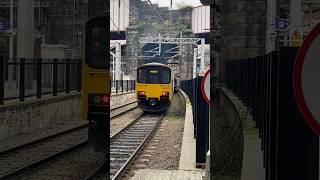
[146,0,165,23]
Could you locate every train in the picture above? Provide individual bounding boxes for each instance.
[136,63,174,112]
[81,15,109,153]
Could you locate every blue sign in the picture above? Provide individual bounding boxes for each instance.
[0,21,9,32]
[276,18,288,30]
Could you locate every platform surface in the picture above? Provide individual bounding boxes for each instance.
[130,90,205,180]
[130,169,204,180]
[178,90,198,170]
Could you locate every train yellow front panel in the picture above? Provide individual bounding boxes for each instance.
[81,65,110,120]
[136,83,172,100]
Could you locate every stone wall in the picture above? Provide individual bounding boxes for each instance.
[179,44,194,81]
[0,92,136,141]
[0,93,81,141]
[211,87,245,179]
[125,1,194,79]
[219,0,266,82]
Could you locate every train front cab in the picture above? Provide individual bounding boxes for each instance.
[81,15,109,153]
[136,64,173,112]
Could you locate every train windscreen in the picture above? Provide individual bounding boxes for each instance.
[85,16,108,69]
[137,66,171,84]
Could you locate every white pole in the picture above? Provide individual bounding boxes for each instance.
[115,43,121,80]
[118,0,121,33]
[266,0,276,53]
[289,0,302,47]
[39,0,41,27]
[113,55,115,83]
[193,48,197,78]
[200,39,205,72]
[17,0,34,58]
[9,0,14,60]
[72,0,76,58]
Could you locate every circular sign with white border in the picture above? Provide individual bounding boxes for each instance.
[294,23,320,135]
[201,68,210,105]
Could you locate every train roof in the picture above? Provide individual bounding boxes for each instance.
[139,62,170,68]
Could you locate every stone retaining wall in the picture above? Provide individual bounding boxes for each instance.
[211,87,246,179]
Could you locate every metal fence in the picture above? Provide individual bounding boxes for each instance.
[111,80,135,94]
[0,56,82,104]
[224,47,319,180]
[180,77,209,166]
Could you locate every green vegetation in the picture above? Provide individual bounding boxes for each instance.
[175,2,192,10]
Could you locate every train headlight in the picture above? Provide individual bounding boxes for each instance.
[161,92,169,96]
[138,91,145,96]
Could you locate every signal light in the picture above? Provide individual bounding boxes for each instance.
[138,91,145,96]
[161,92,169,96]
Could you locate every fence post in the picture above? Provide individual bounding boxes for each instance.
[0,56,4,105]
[65,59,70,94]
[126,80,128,92]
[36,58,42,98]
[121,80,123,93]
[19,58,25,101]
[53,59,58,96]
[76,59,81,92]
[116,80,118,94]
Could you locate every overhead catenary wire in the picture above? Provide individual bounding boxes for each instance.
[146,0,165,24]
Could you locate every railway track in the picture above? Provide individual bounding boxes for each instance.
[0,101,138,180]
[85,113,163,180]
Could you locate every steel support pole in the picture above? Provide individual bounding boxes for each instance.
[9,0,14,59]
[200,39,205,72]
[193,48,197,78]
[266,0,276,53]
[115,42,121,80]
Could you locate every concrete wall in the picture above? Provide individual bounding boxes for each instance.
[0,92,137,141]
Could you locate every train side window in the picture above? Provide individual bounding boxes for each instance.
[85,16,108,69]
[161,68,170,84]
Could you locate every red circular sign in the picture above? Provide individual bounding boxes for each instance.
[201,68,210,105]
[294,23,320,135]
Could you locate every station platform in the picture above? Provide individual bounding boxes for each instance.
[130,90,205,180]
[130,169,203,180]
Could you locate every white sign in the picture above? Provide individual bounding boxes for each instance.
[294,23,320,135]
[201,69,210,104]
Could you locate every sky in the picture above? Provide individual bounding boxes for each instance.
[150,0,202,9]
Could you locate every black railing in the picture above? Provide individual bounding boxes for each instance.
[180,77,209,167]
[111,80,135,94]
[0,56,82,104]
[224,47,319,180]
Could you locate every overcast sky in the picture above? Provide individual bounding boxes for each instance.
[149,0,202,9]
